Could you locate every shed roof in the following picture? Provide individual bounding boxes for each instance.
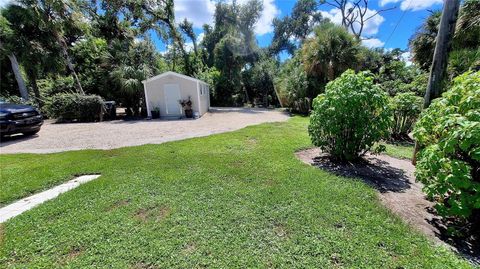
[142,71,207,85]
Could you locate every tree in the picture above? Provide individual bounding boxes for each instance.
[0,13,28,100]
[322,0,395,40]
[179,18,197,56]
[110,39,158,116]
[302,22,359,82]
[410,0,479,73]
[409,12,441,71]
[270,0,323,55]
[201,0,263,105]
[18,0,87,94]
[423,0,460,108]
[2,4,66,106]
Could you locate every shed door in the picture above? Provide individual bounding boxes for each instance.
[164,84,181,115]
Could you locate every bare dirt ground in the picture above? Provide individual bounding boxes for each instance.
[0,108,289,154]
[296,148,479,264]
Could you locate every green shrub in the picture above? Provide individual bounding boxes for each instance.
[308,70,392,161]
[390,92,423,140]
[414,71,480,223]
[44,93,105,122]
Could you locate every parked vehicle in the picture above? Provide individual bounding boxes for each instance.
[0,100,43,137]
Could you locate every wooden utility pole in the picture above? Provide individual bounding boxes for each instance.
[423,0,460,108]
[413,0,460,164]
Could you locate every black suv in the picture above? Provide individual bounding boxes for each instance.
[0,100,43,137]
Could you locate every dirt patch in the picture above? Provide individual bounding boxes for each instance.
[182,243,197,255]
[273,223,288,238]
[264,178,277,187]
[134,206,170,222]
[65,248,82,261]
[58,247,83,265]
[330,253,343,267]
[106,199,131,212]
[295,148,480,264]
[130,262,159,269]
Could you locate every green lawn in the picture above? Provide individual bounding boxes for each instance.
[0,117,472,268]
[382,141,415,160]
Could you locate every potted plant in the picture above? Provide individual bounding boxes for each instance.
[179,97,193,118]
[151,107,160,119]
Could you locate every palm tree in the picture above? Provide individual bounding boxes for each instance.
[301,22,359,82]
[111,64,153,117]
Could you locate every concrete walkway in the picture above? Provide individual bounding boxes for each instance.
[0,175,100,223]
[0,108,289,154]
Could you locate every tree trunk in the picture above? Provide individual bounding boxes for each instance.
[26,68,43,108]
[7,54,29,101]
[55,32,84,95]
[413,0,460,164]
[423,0,460,108]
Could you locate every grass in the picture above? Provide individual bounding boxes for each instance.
[381,141,415,160]
[0,117,473,268]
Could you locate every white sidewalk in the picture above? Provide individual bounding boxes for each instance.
[0,174,101,223]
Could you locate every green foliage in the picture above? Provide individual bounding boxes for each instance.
[269,0,323,55]
[309,70,392,161]
[44,93,105,122]
[242,56,279,107]
[414,71,480,221]
[274,54,313,114]
[400,72,429,97]
[409,11,440,71]
[302,22,359,82]
[390,92,423,139]
[37,76,76,96]
[448,48,480,80]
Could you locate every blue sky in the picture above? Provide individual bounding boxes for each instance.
[159,0,444,56]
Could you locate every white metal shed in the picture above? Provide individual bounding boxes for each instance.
[142,71,210,119]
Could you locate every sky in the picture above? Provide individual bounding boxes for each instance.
[0,0,444,55]
[169,0,444,54]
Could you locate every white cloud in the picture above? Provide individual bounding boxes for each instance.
[362,38,385,48]
[253,0,280,35]
[380,0,443,11]
[320,4,385,36]
[184,42,194,52]
[197,32,204,43]
[0,0,12,7]
[379,0,401,6]
[401,51,412,66]
[174,0,216,28]
[174,0,279,35]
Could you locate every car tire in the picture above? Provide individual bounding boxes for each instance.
[23,130,39,136]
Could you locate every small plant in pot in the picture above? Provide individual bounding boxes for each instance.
[151,107,160,119]
[179,97,193,118]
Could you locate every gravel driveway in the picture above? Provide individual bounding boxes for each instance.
[0,108,289,154]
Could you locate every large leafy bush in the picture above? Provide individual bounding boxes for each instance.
[308,70,392,161]
[44,93,105,122]
[414,71,480,222]
[390,92,423,140]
